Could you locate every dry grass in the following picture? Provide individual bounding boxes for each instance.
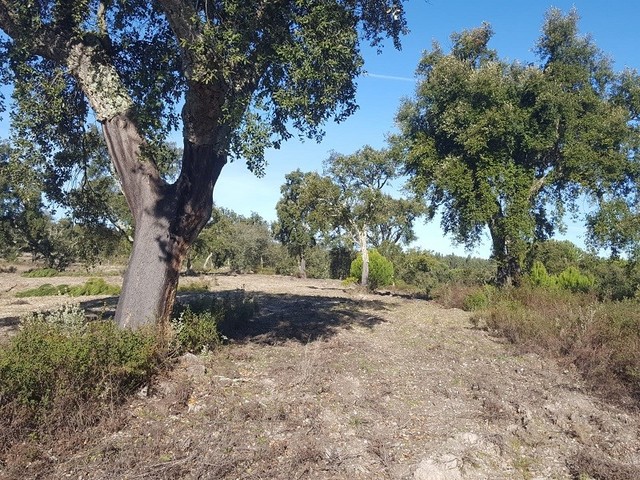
[477,285,640,404]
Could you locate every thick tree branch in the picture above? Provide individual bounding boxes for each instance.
[0,1,18,38]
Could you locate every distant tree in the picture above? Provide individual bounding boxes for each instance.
[0,0,407,328]
[395,10,639,286]
[274,170,324,278]
[192,208,279,274]
[323,146,423,287]
[527,239,583,275]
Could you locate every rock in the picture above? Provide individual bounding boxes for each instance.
[180,352,207,377]
[414,455,462,480]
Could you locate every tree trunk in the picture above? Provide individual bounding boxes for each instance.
[490,227,521,287]
[298,253,307,278]
[358,228,370,288]
[103,116,226,329]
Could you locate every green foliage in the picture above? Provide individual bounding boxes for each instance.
[173,291,259,341]
[396,250,452,297]
[528,261,593,293]
[171,307,221,354]
[192,208,283,274]
[178,280,210,293]
[462,287,493,312]
[274,170,324,276]
[350,250,394,290]
[395,9,638,285]
[528,240,583,276]
[557,267,594,293]
[15,278,121,298]
[529,261,557,288]
[329,245,356,280]
[15,283,69,297]
[0,306,161,443]
[22,268,58,278]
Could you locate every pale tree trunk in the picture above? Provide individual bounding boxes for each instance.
[298,253,307,278]
[357,227,370,288]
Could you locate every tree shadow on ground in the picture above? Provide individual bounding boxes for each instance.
[0,291,391,345]
[213,291,391,345]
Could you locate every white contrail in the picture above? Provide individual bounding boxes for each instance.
[363,72,416,82]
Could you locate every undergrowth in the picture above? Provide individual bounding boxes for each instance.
[0,305,163,454]
[21,268,59,278]
[475,285,640,403]
[15,278,121,297]
[0,291,257,463]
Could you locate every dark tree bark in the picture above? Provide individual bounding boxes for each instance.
[489,225,522,287]
[103,116,226,328]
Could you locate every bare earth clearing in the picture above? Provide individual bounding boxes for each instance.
[1,271,639,479]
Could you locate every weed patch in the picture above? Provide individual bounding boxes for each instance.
[21,268,59,278]
[178,280,210,293]
[15,278,121,298]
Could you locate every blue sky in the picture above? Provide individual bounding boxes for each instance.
[213,0,640,258]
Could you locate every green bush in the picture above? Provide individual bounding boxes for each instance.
[557,266,594,293]
[178,280,210,293]
[0,306,161,445]
[21,268,59,278]
[15,278,121,298]
[15,283,69,297]
[397,250,453,297]
[350,249,394,290]
[173,291,258,349]
[171,306,222,354]
[529,260,557,288]
[68,278,121,296]
[462,287,493,311]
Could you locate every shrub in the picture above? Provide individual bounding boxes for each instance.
[557,266,594,293]
[171,306,222,354]
[15,278,120,298]
[0,306,162,448]
[350,250,394,290]
[477,286,640,402]
[462,288,492,311]
[529,260,557,288]
[68,278,121,296]
[15,283,69,297]
[21,268,59,278]
[396,250,452,297]
[173,290,258,347]
[178,280,210,293]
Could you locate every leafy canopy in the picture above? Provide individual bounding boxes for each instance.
[0,0,408,173]
[395,8,639,280]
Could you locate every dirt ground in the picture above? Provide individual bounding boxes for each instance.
[1,271,639,479]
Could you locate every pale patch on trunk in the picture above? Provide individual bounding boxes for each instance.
[66,41,133,122]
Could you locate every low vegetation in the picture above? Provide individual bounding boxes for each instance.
[473,285,640,402]
[0,292,257,455]
[15,278,121,298]
[0,305,162,452]
[21,268,59,278]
